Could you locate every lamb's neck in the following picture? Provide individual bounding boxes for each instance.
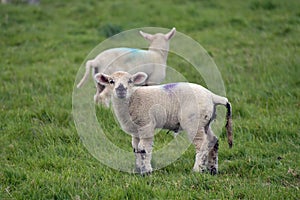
[148,46,169,62]
[112,98,130,116]
[111,97,139,134]
[113,97,135,122]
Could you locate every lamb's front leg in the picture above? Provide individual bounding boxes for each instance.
[137,137,154,175]
[132,136,142,173]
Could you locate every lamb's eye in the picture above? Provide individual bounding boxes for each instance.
[128,79,133,84]
[109,79,115,84]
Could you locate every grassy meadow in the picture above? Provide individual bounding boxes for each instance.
[1,0,299,199]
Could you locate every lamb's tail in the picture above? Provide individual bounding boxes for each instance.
[212,94,233,148]
[77,60,93,88]
[225,102,233,148]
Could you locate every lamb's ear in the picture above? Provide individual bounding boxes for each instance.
[132,72,148,85]
[165,27,176,40]
[139,30,154,41]
[94,73,110,85]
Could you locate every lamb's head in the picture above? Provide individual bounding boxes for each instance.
[139,27,176,52]
[95,71,148,99]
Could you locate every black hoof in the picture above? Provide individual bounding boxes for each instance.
[210,167,217,175]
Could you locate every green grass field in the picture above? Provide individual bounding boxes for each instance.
[1,0,299,199]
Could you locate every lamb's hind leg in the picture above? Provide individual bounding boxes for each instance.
[192,126,218,173]
[192,127,206,172]
[207,127,218,175]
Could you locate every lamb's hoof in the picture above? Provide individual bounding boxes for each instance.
[141,170,152,176]
[193,165,206,173]
[140,167,152,176]
[134,167,141,174]
[209,167,218,176]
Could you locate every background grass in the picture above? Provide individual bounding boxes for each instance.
[1,0,299,199]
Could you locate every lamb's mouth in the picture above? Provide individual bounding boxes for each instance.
[116,91,127,99]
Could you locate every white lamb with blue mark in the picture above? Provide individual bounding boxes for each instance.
[77,28,176,107]
[95,71,233,175]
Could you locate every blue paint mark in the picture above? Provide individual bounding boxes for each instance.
[120,48,140,54]
[129,48,139,54]
[163,83,178,91]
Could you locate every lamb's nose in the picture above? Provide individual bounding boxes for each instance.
[115,84,127,99]
[116,84,126,91]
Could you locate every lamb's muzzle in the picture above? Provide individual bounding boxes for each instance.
[115,84,127,99]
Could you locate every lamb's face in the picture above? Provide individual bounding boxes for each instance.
[112,72,134,99]
[95,71,148,100]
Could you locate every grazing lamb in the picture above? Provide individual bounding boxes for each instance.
[95,71,233,175]
[77,28,176,107]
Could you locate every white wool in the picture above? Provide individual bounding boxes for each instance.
[95,71,233,175]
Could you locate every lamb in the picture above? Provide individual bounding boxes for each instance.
[95,71,233,175]
[77,28,176,107]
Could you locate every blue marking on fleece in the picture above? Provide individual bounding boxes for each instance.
[120,48,140,54]
[163,83,178,91]
[129,48,139,54]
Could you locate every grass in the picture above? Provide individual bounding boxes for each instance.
[1,0,299,199]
